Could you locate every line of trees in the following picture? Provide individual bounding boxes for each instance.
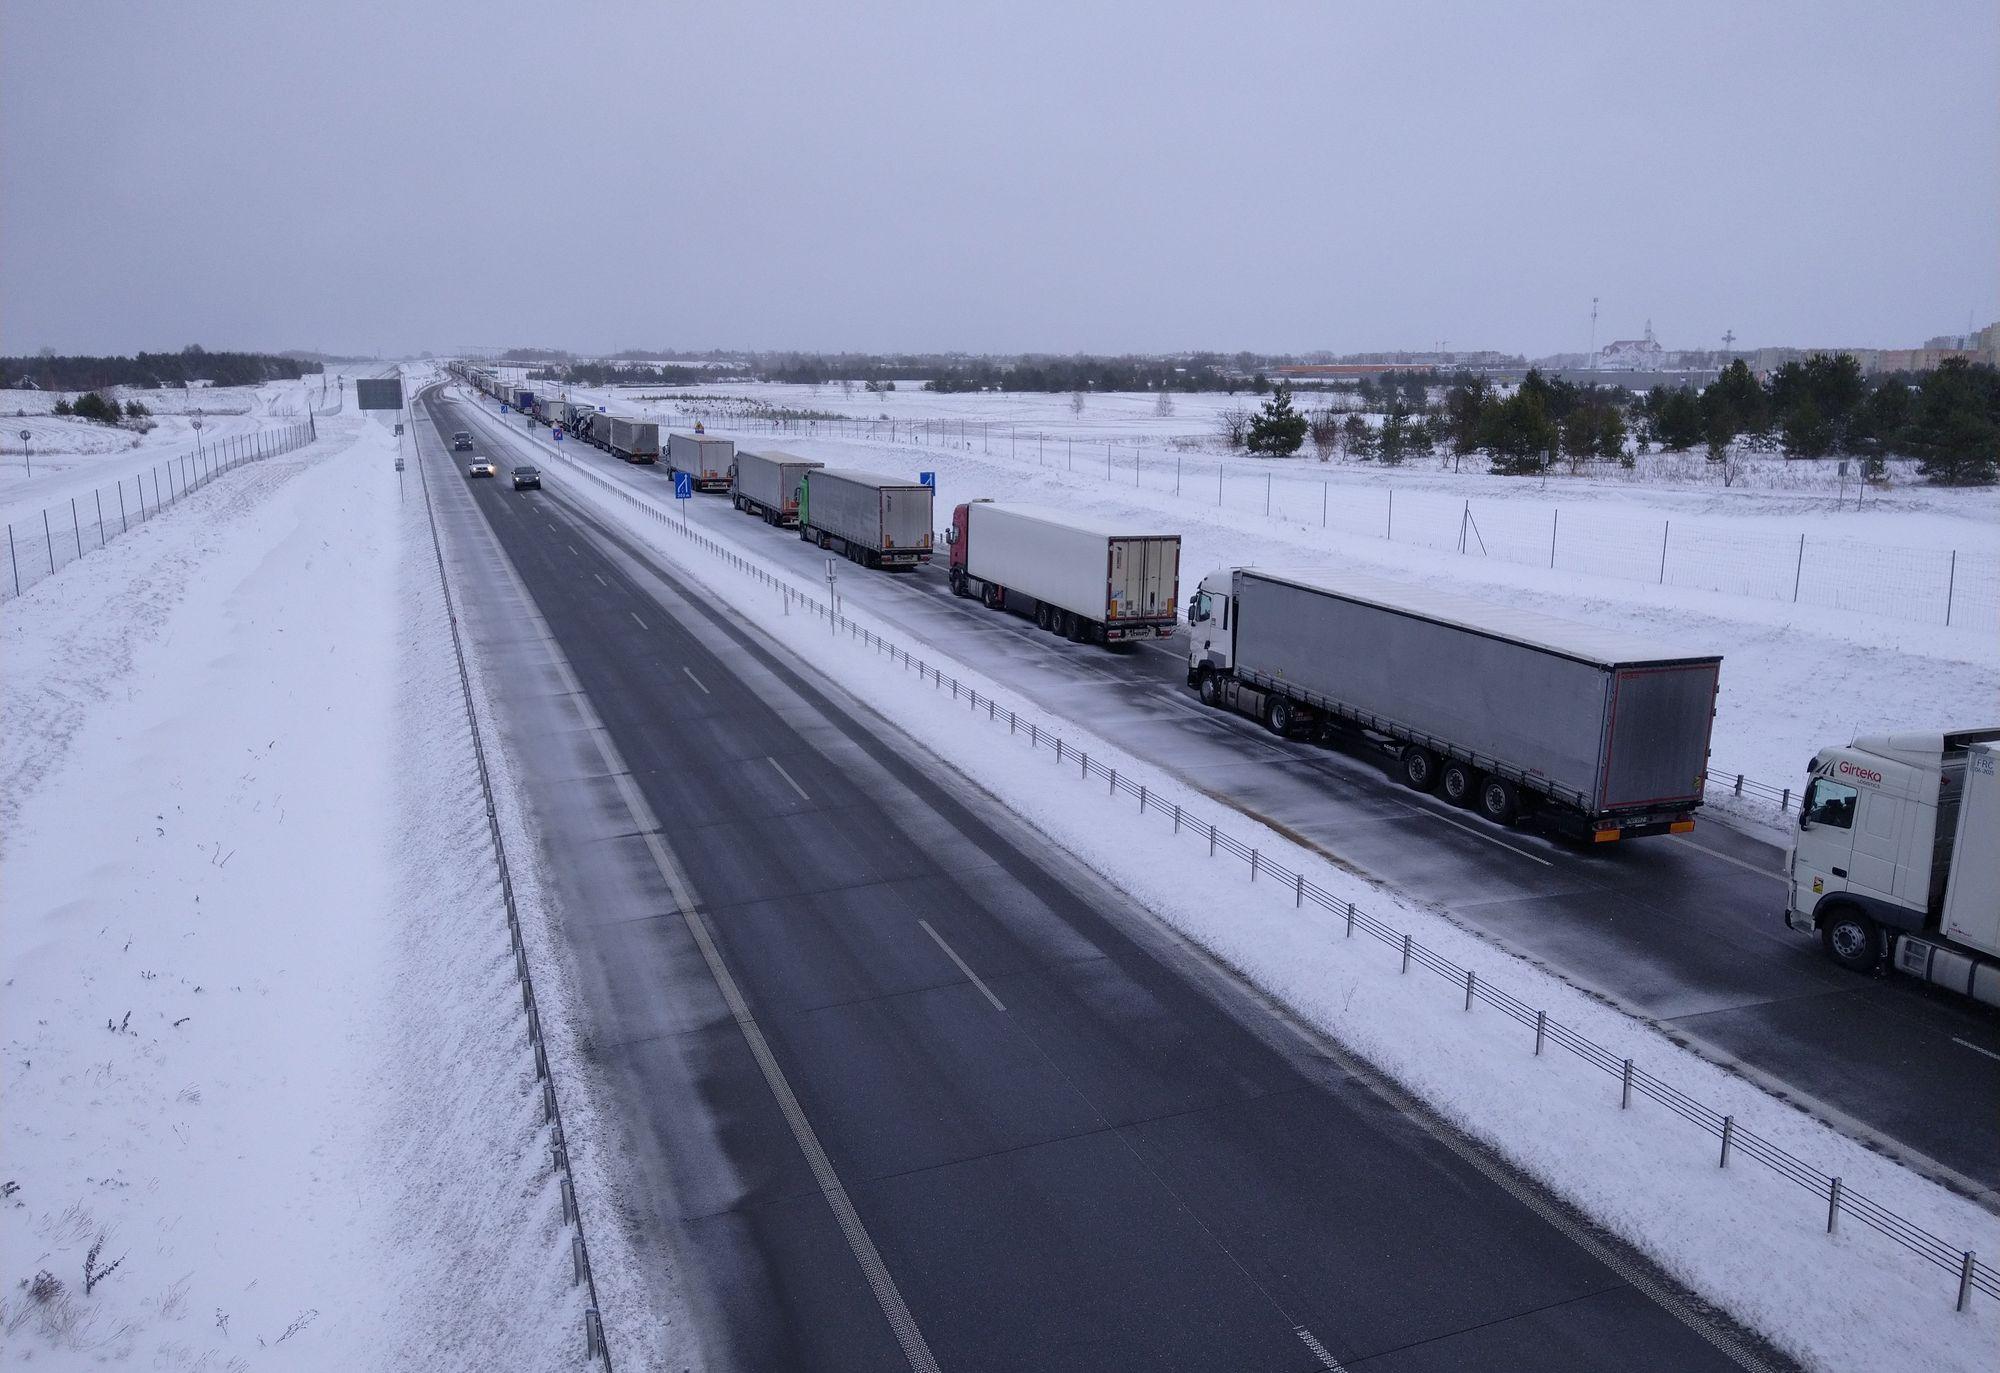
[4,345,317,391]
[528,361,713,386]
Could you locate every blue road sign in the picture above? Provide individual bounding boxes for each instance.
[553,427,565,441]
[598,406,608,413]
[919,471,935,488]
[500,403,510,413]
[674,471,693,500]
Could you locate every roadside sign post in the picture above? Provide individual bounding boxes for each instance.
[17,429,29,477]
[825,557,838,635]
[553,427,564,442]
[674,470,692,525]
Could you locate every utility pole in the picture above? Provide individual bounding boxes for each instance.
[1588,297,1600,371]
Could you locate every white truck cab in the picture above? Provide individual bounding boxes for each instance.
[1187,572,1235,676]
[1786,730,2000,1005]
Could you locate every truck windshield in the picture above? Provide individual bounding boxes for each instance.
[1802,778,1858,828]
[1193,592,1212,622]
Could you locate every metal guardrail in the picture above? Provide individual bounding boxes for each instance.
[522,427,1992,1313]
[407,417,615,1369]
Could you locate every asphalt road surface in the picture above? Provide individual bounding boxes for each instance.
[447,392,2000,1208]
[416,389,1780,1372]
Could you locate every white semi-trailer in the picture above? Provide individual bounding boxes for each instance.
[946,500,1180,644]
[1785,730,2000,1006]
[668,433,736,492]
[732,449,822,526]
[1187,567,1722,839]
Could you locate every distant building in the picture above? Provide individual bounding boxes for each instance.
[1595,322,1666,371]
[1871,347,1979,374]
[1275,363,1438,380]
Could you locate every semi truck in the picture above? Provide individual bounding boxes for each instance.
[513,389,536,413]
[605,416,660,463]
[732,449,822,526]
[668,433,736,492]
[1784,729,2000,1005]
[1186,567,1721,840]
[946,500,1180,644]
[798,468,933,569]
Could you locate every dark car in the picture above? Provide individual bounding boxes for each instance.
[512,466,542,490]
[452,431,474,450]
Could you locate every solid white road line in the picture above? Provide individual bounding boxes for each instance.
[768,756,811,801]
[1294,1326,1348,1371]
[1416,808,1555,866]
[919,919,1007,1012]
[631,611,648,630]
[1952,1037,2000,1064]
[683,666,710,694]
[1671,836,1787,882]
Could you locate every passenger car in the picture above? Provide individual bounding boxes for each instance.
[512,466,542,490]
[467,459,496,478]
[452,431,474,451]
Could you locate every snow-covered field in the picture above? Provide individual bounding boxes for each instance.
[0,379,337,530]
[0,408,591,1369]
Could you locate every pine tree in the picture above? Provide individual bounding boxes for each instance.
[1246,382,1307,457]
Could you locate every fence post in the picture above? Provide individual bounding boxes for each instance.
[7,524,16,597]
[1209,822,1217,856]
[1250,849,1258,881]
[1080,750,1087,778]
[93,489,104,547]
[1958,1251,1976,1312]
[1659,520,1670,582]
[1345,901,1355,937]
[1265,473,1272,516]
[1295,872,1303,907]
[1718,1115,1734,1168]
[1620,1058,1633,1108]
[70,499,82,559]
[1792,533,1805,602]
[1826,1177,1842,1233]
[1551,508,1558,567]
[1534,1009,1546,1055]
[1945,550,1956,627]
[1464,969,1476,1009]
[1400,933,1412,973]
[1173,803,1180,833]
[1323,482,1328,527]
[118,482,128,531]
[1386,487,1394,539]
[42,509,54,574]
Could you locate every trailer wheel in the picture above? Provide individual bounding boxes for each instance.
[1820,907,1882,973]
[1266,697,1295,737]
[1197,671,1223,708]
[1401,746,1440,792]
[1441,761,1478,807]
[1478,778,1520,824]
[1036,603,1053,631]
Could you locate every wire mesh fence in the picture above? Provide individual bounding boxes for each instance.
[2,421,316,602]
[688,415,1995,632]
[519,430,1993,1312]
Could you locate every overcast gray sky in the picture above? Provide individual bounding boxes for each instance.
[3,0,1994,358]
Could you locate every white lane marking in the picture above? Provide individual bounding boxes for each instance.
[1671,836,1786,882]
[1295,1326,1348,1371]
[594,573,607,588]
[631,611,648,630]
[767,756,812,802]
[1953,1037,2000,1064]
[683,666,710,694]
[918,918,1007,1012]
[1417,808,1554,866]
[568,543,580,556]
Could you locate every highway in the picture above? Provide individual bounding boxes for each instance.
[415,387,1777,1371]
[447,391,2000,1207]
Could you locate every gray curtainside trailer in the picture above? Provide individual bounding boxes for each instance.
[605,416,660,463]
[1186,566,1721,840]
[732,449,823,526]
[798,468,934,569]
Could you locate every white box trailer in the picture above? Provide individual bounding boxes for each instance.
[732,449,822,526]
[798,468,933,569]
[946,500,1179,644]
[606,416,660,463]
[668,433,736,491]
[1187,566,1721,839]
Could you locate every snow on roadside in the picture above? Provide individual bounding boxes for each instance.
[1,413,589,1369]
[538,445,1998,1373]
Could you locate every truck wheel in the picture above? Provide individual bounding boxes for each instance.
[1478,778,1520,824]
[982,583,1003,610]
[950,570,967,598]
[1197,671,1223,708]
[1820,907,1882,973]
[1402,746,1440,792]
[1441,761,1478,807]
[1267,697,1295,736]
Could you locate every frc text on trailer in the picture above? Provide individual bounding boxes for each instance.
[1187,567,1721,840]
